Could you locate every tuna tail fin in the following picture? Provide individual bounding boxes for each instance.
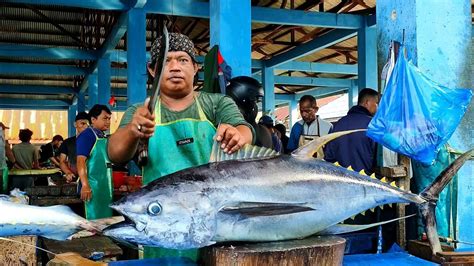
[291,129,365,159]
[419,148,474,255]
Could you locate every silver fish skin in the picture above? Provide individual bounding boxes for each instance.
[105,156,425,249]
[0,200,99,240]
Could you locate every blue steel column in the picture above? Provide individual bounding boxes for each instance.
[289,98,298,128]
[348,80,358,108]
[88,73,98,109]
[68,101,77,137]
[357,17,377,91]
[127,8,147,105]
[210,0,251,77]
[77,92,86,112]
[98,56,111,105]
[377,0,472,249]
[262,66,275,116]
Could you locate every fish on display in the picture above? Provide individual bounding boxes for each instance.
[0,200,102,240]
[104,130,473,255]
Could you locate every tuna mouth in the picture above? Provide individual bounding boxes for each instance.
[110,204,148,233]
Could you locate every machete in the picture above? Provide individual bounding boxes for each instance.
[137,25,169,166]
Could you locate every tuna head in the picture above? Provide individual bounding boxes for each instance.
[107,184,217,249]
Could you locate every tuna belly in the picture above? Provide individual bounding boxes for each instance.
[212,210,338,242]
[0,223,76,240]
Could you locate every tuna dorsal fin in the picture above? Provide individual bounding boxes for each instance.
[219,202,315,218]
[291,129,366,159]
[209,140,279,163]
[318,214,415,235]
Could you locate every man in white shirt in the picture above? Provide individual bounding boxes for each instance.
[287,95,332,157]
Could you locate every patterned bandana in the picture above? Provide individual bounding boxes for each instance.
[150,32,196,65]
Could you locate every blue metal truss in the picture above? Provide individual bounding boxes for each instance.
[0,0,374,113]
[0,44,97,60]
[0,62,87,76]
[264,29,358,68]
[0,85,75,95]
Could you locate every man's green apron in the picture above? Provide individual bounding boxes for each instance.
[142,97,215,260]
[84,131,113,220]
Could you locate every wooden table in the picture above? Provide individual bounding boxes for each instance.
[43,236,122,262]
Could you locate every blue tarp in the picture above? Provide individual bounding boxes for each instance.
[343,252,437,266]
[109,257,197,266]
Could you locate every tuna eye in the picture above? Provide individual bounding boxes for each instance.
[147,202,162,215]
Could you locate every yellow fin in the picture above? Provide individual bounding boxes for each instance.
[380,177,388,183]
[388,203,393,208]
[334,162,340,167]
[347,165,354,171]
[370,208,375,212]
[390,181,397,187]
[380,205,384,210]
[360,211,366,216]
[291,129,366,159]
[370,173,376,179]
[349,215,356,220]
[359,169,367,175]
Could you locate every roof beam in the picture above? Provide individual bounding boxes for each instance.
[276,61,358,74]
[0,62,87,76]
[264,29,357,68]
[293,87,348,100]
[251,6,363,29]
[2,0,132,10]
[253,75,353,87]
[0,44,98,60]
[0,85,75,95]
[145,1,364,28]
[79,12,129,94]
[0,98,71,108]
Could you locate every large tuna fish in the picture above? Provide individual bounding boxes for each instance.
[104,131,473,254]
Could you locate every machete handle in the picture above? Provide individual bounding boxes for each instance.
[137,140,149,167]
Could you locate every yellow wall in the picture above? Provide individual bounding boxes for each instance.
[0,109,124,142]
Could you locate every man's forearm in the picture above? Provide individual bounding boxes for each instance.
[50,157,60,167]
[59,160,72,175]
[77,157,89,186]
[108,124,140,164]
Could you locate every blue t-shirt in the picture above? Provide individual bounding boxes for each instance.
[76,128,106,157]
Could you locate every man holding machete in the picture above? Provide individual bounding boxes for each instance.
[108,32,254,259]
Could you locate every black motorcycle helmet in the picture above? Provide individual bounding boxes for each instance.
[226,76,264,124]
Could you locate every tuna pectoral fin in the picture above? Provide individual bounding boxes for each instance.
[220,202,315,218]
[318,214,416,235]
[291,129,365,159]
[419,148,474,255]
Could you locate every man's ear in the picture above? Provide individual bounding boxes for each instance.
[147,63,156,78]
[193,62,199,75]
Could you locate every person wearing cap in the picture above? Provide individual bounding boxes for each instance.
[226,76,273,149]
[287,95,333,157]
[77,105,112,220]
[12,129,39,170]
[258,115,283,153]
[58,111,89,183]
[108,32,254,260]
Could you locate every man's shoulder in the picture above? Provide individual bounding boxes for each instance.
[198,91,228,103]
[77,128,95,141]
[319,118,333,127]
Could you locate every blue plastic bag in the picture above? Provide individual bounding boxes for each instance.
[367,48,472,164]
